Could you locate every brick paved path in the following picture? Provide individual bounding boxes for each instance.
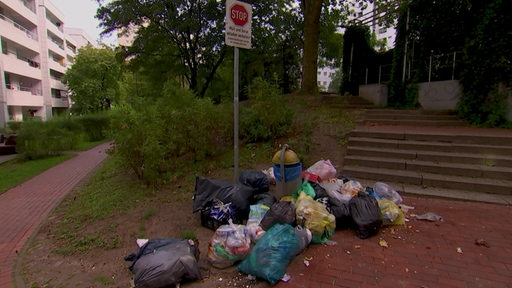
[0,142,110,288]
[275,195,512,288]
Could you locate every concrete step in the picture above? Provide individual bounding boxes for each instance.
[352,179,512,205]
[364,113,461,120]
[347,137,512,157]
[344,155,512,180]
[346,145,512,167]
[349,130,512,146]
[360,109,467,127]
[341,166,512,195]
[361,119,467,127]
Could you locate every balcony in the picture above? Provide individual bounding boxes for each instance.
[50,77,67,90]
[3,0,37,21]
[49,59,66,74]
[2,54,42,80]
[51,98,69,108]
[0,13,39,51]
[5,84,44,106]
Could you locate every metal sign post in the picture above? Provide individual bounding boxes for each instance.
[225,0,252,182]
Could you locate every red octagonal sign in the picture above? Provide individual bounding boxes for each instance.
[230,4,248,26]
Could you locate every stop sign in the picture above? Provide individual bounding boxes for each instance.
[230,4,248,26]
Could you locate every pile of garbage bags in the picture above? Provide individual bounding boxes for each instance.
[126,158,408,287]
[191,159,406,285]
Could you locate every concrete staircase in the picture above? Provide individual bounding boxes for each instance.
[341,109,512,204]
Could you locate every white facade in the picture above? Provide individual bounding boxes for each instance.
[317,66,337,92]
[0,0,96,127]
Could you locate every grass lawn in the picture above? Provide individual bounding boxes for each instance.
[0,140,106,194]
[0,154,76,194]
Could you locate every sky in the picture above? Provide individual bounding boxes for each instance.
[49,0,117,45]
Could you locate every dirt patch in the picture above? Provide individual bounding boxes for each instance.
[20,97,357,288]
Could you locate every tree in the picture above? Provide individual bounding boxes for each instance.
[64,46,122,115]
[300,0,324,95]
[95,0,226,98]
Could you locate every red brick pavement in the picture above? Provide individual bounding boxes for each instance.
[1,139,511,288]
[0,142,110,288]
[275,195,512,288]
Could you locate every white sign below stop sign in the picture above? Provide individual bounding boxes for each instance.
[225,0,252,49]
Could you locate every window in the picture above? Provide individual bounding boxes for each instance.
[323,72,327,76]
[379,27,387,34]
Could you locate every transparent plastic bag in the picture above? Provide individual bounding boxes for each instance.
[207,221,251,268]
[306,160,337,180]
[374,182,403,204]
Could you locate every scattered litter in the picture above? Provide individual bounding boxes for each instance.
[324,240,338,246]
[345,250,351,254]
[475,239,490,248]
[399,204,415,213]
[281,274,291,282]
[354,245,361,249]
[136,239,149,247]
[303,259,310,266]
[456,247,463,254]
[414,212,443,222]
[247,275,256,281]
[379,239,389,248]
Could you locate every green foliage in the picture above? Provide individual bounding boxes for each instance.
[6,121,22,133]
[16,119,82,160]
[64,46,122,115]
[457,0,511,126]
[97,0,226,98]
[53,157,149,254]
[76,113,112,142]
[240,78,295,142]
[109,84,232,187]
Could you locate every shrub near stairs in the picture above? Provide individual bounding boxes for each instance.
[109,85,233,187]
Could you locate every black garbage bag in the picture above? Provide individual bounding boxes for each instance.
[259,201,296,231]
[125,238,201,288]
[252,191,276,207]
[193,177,255,223]
[310,182,329,199]
[330,202,352,229]
[239,170,270,193]
[349,192,382,239]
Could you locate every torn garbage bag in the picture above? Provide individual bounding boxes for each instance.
[237,223,309,285]
[193,176,255,225]
[125,238,201,288]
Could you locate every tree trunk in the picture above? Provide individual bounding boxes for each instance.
[301,0,323,95]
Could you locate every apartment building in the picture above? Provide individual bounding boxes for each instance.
[0,0,97,127]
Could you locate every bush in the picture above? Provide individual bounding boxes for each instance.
[109,84,232,187]
[16,119,81,160]
[240,78,295,142]
[77,113,111,142]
